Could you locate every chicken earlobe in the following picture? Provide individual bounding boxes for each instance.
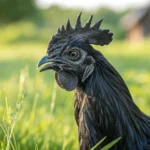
[82,64,95,82]
[55,70,78,91]
[82,56,95,82]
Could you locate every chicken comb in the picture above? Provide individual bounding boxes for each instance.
[50,12,113,46]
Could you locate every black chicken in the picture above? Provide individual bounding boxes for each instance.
[38,13,150,150]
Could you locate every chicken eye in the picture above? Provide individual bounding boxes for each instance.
[68,50,80,60]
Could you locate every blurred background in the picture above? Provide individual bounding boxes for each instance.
[0,0,150,149]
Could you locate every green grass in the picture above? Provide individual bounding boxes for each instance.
[0,41,150,150]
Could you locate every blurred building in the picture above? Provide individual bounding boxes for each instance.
[121,6,150,41]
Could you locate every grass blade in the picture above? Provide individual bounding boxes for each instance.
[101,137,121,150]
[90,136,106,150]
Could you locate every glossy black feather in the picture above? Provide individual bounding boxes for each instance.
[74,46,150,150]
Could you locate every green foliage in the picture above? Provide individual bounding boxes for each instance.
[90,136,106,150]
[0,0,37,23]
[0,5,128,44]
[0,41,150,149]
[90,136,121,150]
[101,137,121,150]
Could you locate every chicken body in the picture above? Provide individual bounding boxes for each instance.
[38,13,150,150]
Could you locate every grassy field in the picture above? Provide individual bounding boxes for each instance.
[0,41,150,150]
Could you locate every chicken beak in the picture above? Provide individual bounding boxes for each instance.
[37,56,51,68]
[37,56,66,72]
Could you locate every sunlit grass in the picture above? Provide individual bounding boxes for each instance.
[0,41,150,149]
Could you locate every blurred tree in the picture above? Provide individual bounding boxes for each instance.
[0,0,37,23]
[0,4,129,43]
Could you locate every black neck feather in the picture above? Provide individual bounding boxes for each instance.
[77,50,150,150]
